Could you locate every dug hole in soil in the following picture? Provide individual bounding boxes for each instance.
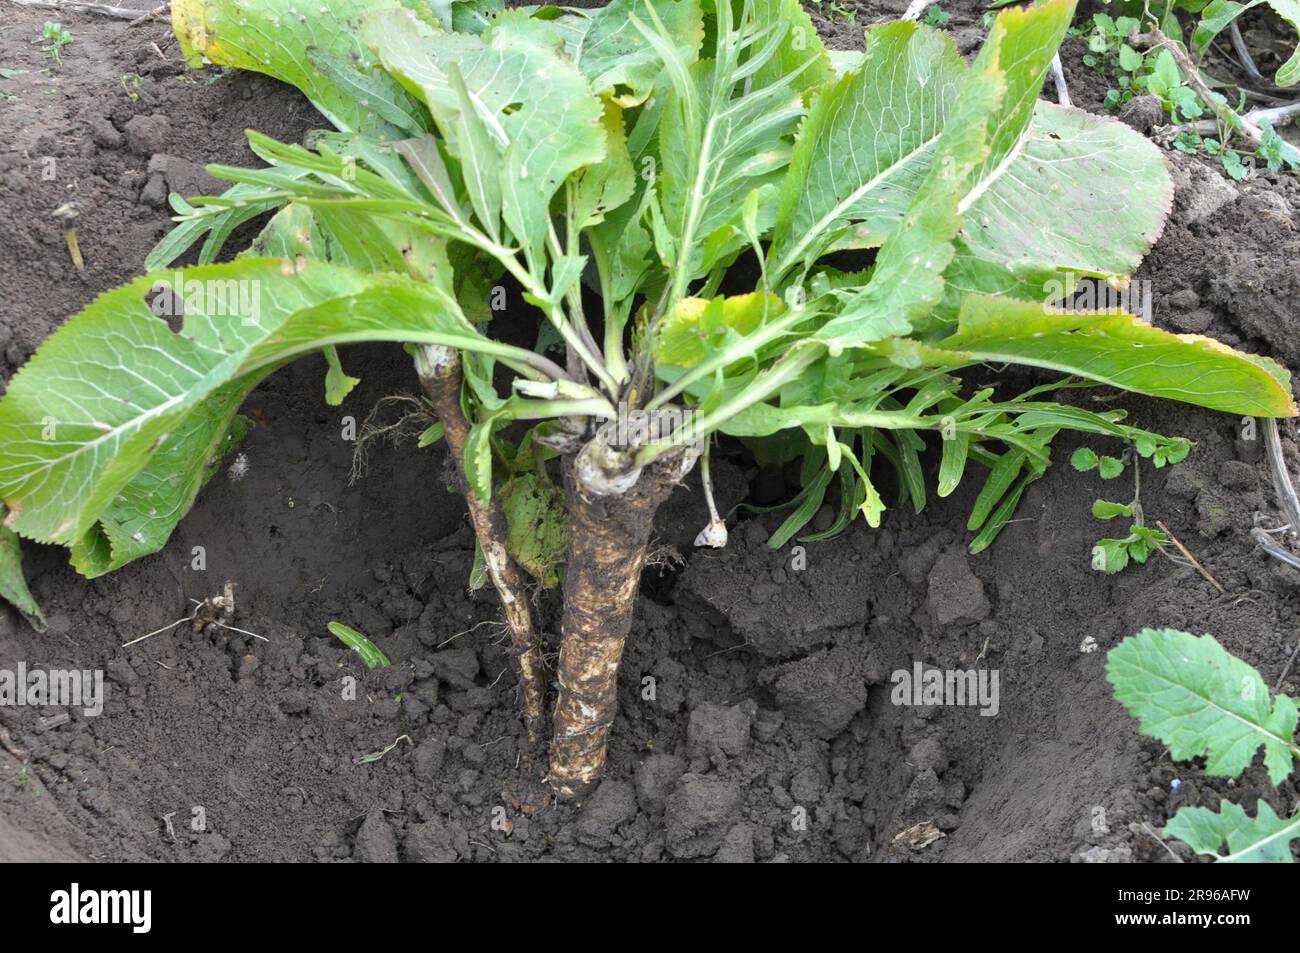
[1,0,1299,862]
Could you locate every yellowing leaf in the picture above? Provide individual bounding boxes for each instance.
[655,292,785,366]
[906,295,1297,418]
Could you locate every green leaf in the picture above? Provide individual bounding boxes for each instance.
[1194,0,1300,88]
[1107,628,1300,785]
[0,507,46,632]
[171,0,431,134]
[1117,44,1144,72]
[745,0,833,99]
[0,258,505,556]
[499,472,568,587]
[464,418,496,503]
[1091,536,1131,573]
[70,377,261,577]
[1098,454,1125,479]
[1071,447,1099,471]
[813,42,1004,350]
[967,448,1027,531]
[323,346,360,406]
[657,48,803,282]
[968,466,1042,554]
[655,292,784,366]
[327,621,391,669]
[911,295,1298,418]
[770,21,968,277]
[0,260,362,545]
[364,9,606,254]
[937,431,970,498]
[563,0,705,106]
[1222,149,1248,181]
[574,101,637,230]
[942,95,1172,313]
[418,423,444,448]
[1165,799,1300,862]
[1091,499,1133,519]
[767,465,832,549]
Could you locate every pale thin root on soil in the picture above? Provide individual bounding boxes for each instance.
[349,393,436,485]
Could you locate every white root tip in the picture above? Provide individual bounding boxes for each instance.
[694,519,728,548]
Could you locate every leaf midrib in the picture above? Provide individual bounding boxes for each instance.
[776,130,942,278]
[1220,812,1300,863]
[1120,657,1299,757]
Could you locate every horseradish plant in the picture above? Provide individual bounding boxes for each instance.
[1109,628,1300,862]
[0,0,1295,797]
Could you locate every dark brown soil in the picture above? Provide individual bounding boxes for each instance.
[1,1,1298,863]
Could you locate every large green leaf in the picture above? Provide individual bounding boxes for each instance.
[653,4,808,287]
[0,259,498,550]
[363,9,606,254]
[71,377,261,577]
[812,34,1006,349]
[564,0,705,105]
[942,102,1173,313]
[1165,800,1300,863]
[1107,628,1300,785]
[769,20,967,279]
[770,0,1171,318]
[171,0,432,135]
[897,295,1297,418]
[744,0,832,99]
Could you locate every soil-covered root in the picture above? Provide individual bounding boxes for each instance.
[548,424,699,799]
[415,345,546,742]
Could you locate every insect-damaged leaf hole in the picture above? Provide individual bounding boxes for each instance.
[145,281,186,334]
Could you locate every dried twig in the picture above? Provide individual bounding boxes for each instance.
[901,0,929,21]
[1141,822,1184,862]
[1141,23,1267,150]
[1155,520,1225,593]
[0,725,28,762]
[127,2,166,26]
[1275,638,1300,692]
[1178,101,1300,137]
[121,610,197,648]
[6,0,159,20]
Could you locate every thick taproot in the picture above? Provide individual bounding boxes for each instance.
[418,350,546,742]
[548,465,676,799]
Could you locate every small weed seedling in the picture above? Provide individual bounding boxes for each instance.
[1075,9,1300,179]
[0,0,1294,797]
[1072,443,1182,574]
[1109,628,1300,861]
[922,4,953,27]
[38,22,73,68]
[120,73,143,102]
